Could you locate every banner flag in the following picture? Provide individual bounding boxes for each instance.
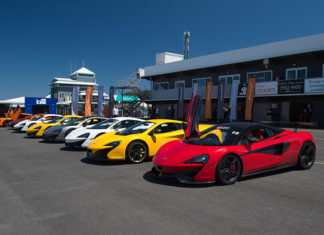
[230,80,240,121]
[192,82,198,97]
[177,83,184,119]
[71,86,80,116]
[11,105,21,120]
[245,78,256,121]
[109,86,115,118]
[205,81,213,120]
[217,80,225,120]
[85,86,94,116]
[98,86,104,117]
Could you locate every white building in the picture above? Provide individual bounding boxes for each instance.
[49,67,108,115]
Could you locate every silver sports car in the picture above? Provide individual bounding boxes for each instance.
[42,116,107,142]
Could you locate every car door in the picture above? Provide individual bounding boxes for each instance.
[240,127,288,174]
[146,122,184,155]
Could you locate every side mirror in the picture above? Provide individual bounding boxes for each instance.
[242,137,259,145]
[82,122,87,127]
[148,130,154,136]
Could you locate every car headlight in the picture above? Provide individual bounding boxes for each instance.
[34,126,41,130]
[184,154,209,164]
[104,141,121,147]
[77,133,90,138]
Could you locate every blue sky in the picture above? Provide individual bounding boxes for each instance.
[0,0,323,99]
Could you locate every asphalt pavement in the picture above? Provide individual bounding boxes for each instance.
[0,128,323,234]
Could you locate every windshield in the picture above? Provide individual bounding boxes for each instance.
[117,122,155,135]
[63,117,87,126]
[32,116,43,121]
[184,125,243,146]
[89,119,117,129]
[47,116,63,124]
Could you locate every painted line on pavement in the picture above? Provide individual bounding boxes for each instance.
[315,160,324,165]
[314,138,324,141]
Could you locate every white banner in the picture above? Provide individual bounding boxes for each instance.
[305,78,324,93]
[255,81,277,95]
[230,80,240,120]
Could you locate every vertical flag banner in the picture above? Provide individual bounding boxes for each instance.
[205,81,213,120]
[217,80,225,120]
[192,82,198,97]
[71,86,80,115]
[98,86,104,117]
[229,80,240,121]
[177,83,184,119]
[85,86,94,116]
[245,78,256,121]
[109,86,115,118]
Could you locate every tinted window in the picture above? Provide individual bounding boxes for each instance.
[153,123,182,134]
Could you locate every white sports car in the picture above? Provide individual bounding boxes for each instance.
[42,116,107,142]
[14,114,62,132]
[65,117,143,149]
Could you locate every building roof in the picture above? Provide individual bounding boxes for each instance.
[70,67,95,76]
[143,33,324,77]
[49,77,98,86]
[0,96,25,104]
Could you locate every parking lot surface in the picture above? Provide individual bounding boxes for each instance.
[0,128,323,234]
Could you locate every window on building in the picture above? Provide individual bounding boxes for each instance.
[175,80,185,89]
[219,74,240,85]
[247,71,272,83]
[192,77,211,87]
[154,82,169,90]
[286,67,307,80]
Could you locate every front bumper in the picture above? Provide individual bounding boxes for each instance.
[65,140,86,149]
[86,147,115,161]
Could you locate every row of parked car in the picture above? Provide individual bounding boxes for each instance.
[3,109,316,185]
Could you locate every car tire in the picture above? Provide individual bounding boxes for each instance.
[3,120,10,127]
[216,154,242,185]
[297,142,316,170]
[126,141,148,164]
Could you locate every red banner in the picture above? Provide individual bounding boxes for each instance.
[85,86,94,116]
[205,81,213,120]
[245,78,256,121]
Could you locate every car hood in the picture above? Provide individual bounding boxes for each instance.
[154,140,224,165]
[88,131,123,148]
[44,125,62,134]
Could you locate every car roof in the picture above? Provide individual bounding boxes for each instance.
[112,117,143,121]
[146,119,183,124]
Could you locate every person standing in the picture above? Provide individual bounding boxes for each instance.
[112,105,119,117]
[223,104,231,123]
[265,105,272,121]
[305,103,313,122]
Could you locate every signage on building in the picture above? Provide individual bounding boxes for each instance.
[304,78,324,93]
[278,79,304,94]
[255,81,277,95]
[36,99,46,104]
[238,83,248,96]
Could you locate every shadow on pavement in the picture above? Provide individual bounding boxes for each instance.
[60,146,85,152]
[39,140,63,144]
[142,171,215,188]
[80,157,127,166]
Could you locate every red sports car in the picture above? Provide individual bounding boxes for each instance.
[152,95,316,185]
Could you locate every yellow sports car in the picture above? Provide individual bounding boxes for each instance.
[26,115,82,137]
[87,119,213,163]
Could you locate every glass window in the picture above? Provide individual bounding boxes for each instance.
[247,71,272,83]
[153,122,182,134]
[219,74,240,85]
[175,80,185,88]
[154,82,169,90]
[286,67,307,80]
[192,77,211,87]
[89,119,117,129]
[117,122,155,135]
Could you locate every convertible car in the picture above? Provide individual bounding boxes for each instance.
[87,119,213,163]
[152,95,316,185]
[26,115,82,137]
[42,116,107,142]
[65,117,143,148]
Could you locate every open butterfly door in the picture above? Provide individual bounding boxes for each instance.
[185,94,201,139]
